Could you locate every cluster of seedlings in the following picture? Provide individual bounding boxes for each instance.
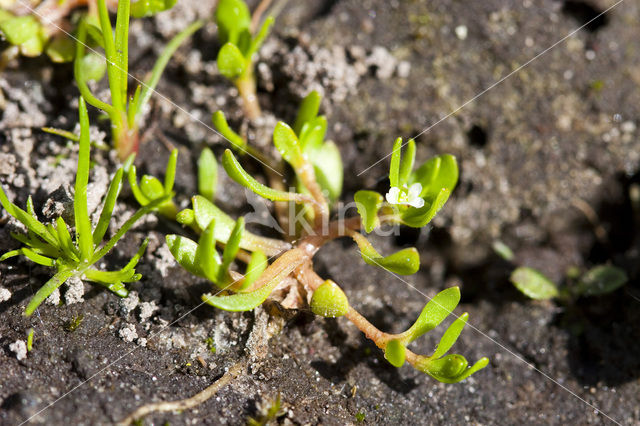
[0,0,490,415]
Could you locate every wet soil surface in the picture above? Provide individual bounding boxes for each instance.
[1,0,639,424]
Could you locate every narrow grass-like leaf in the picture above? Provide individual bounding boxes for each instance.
[120,238,149,272]
[247,16,274,58]
[354,190,383,233]
[212,111,247,151]
[389,137,402,188]
[113,0,130,110]
[96,0,122,113]
[55,217,78,260]
[74,21,114,115]
[510,267,559,300]
[93,168,124,245]
[351,232,419,275]
[19,248,55,267]
[273,122,303,168]
[293,90,321,136]
[164,148,178,193]
[75,98,94,261]
[0,186,59,248]
[93,196,169,261]
[432,312,468,360]
[401,287,460,343]
[198,147,218,201]
[135,21,202,117]
[25,268,76,316]
[385,339,406,368]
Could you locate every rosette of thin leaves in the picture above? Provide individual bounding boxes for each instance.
[383,287,489,383]
[74,0,202,160]
[0,98,164,316]
[355,138,458,231]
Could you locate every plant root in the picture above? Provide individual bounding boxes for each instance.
[117,361,246,425]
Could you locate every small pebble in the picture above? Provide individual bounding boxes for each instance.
[455,25,468,40]
[10,340,27,361]
[0,286,11,302]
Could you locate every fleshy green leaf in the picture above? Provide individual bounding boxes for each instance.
[310,280,349,318]
[354,190,383,233]
[492,240,514,261]
[384,339,406,368]
[273,122,303,168]
[310,141,342,202]
[198,147,218,201]
[202,254,304,312]
[176,208,196,226]
[510,267,559,300]
[432,312,468,359]
[398,139,416,186]
[299,116,327,152]
[401,287,460,344]
[240,250,267,291]
[215,0,251,45]
[351,232,419,275]
[422,354,468,382]
[166,234,203,277]
[212,111,247,152]
[79,52,107,82]
[399,187,452,228]
[46,35,75,63]
[196,221,221,282]
[293,90,321,136]
[577,265,628,297]
[389,137,402,188]
[140,175,165,200]
[410,154,458,201]
[222,149,297,201]
[219,218,244,284]
[217,42,246,79]
[0,15,40,45]
[131,0,177,18]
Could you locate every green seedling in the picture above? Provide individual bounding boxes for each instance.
[0,98,164,316]
[0,0,175,66]
[215,0,274,119]
[163,96,487,383]
[127,148,179,220]
[26,328,34,351]
[510,264,628,302]
[74,0,201,160]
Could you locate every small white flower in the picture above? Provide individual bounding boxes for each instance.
[386,183,424,208]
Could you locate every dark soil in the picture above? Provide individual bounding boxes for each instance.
[1,0,639,424]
